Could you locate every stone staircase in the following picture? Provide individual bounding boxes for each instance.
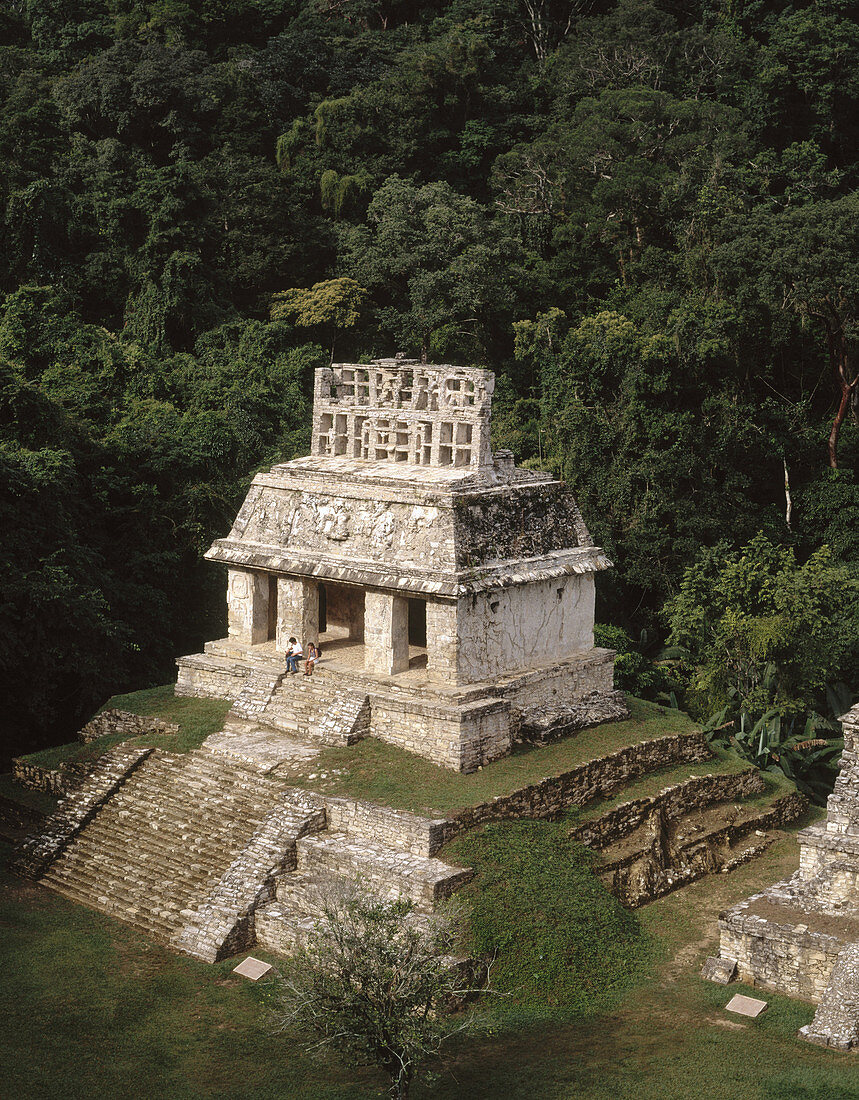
[32,749,323,955]
[255,800,472,955]
[14,745,473,964]
[245,669,370,747]
[229,669,286,721]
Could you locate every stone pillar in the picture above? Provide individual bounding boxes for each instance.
[425,599,459,685]
[364,591,409,675]
[227,569,270,645]
[276,577,319,651]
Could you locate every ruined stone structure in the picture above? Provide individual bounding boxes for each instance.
[711,703,859,1049]
[176,357,623,772]
[10,357,632,965]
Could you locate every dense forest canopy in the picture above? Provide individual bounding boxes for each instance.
[1,0,858,764]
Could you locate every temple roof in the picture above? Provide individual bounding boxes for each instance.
[205,361,612,594]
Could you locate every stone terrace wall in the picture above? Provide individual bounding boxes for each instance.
[719,896,843,1002]
[10,745,154,879]
[323,796,449,857]
[441,731,712,841]
[12,758,96,796]
[12,709,179,796]
[78,709,179,743]
[570,769,767,849]
[369,694,511,773]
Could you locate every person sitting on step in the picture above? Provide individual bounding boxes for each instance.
[285,637,303,673]
[304,642,321,676]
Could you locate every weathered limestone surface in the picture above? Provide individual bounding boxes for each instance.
[78,709,180,743]
[518,688,629,744]
[570,769,768,849]
[364,591,409,675]
[12,757,93,796]
[10,744,154,878]
[13,740,474,963]
[276,576,319,653]
[712,704,859,1046]
[177,357,622,771]
[800,943,859,1049]
[172,789,327,962]
[573,772,807,908]
[227,569,271,645]
[442,731,713,839]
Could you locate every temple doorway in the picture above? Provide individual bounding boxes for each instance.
[407,598,426,647]
[407,597,427,669]
[267,575,278,641]
[318,581,364,647]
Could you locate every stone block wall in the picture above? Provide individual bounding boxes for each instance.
[499,649,616,713]
[13,710,180,797]
[454,574,595,682]
[719,898,842,1002]
[425,599,458,681]
[323,796,449,857]
[441,731,712,839]
[570,769,767,849]
[12,758,95,796]
[175,654,247,699]
[78,709,180,743]
[369,694,512,772]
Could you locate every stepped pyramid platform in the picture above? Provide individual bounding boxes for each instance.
[10,702,812,963]
[711,704,859,1049]
[176,359,625,774]
[11,731,473,963]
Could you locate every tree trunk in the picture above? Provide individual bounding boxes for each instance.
[821,314,857,469]
[829,381,854,469]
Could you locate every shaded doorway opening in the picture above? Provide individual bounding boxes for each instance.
[318,583,327,634]
[267,575,278,641]
[408,598,427,647]
[320,582,364,642]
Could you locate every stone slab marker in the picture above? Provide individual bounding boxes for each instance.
[726,994,768,1018]
[233,957,273,980]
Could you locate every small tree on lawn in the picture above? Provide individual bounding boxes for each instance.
[268,879,479,1100]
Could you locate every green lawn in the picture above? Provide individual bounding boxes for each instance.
[5,811,859,1098]
[285,696,703,816]
[16,687,232,772]
[12,688,704,818]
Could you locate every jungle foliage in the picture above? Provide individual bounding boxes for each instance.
[2,0,858,760]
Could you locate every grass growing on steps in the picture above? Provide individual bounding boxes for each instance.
[446,817,648,1016]
[16,687,231,771]
[571,742,796,826]
[288,696,701,816]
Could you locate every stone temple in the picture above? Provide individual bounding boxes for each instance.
[11,357,626,965]
[176,357,624,772]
